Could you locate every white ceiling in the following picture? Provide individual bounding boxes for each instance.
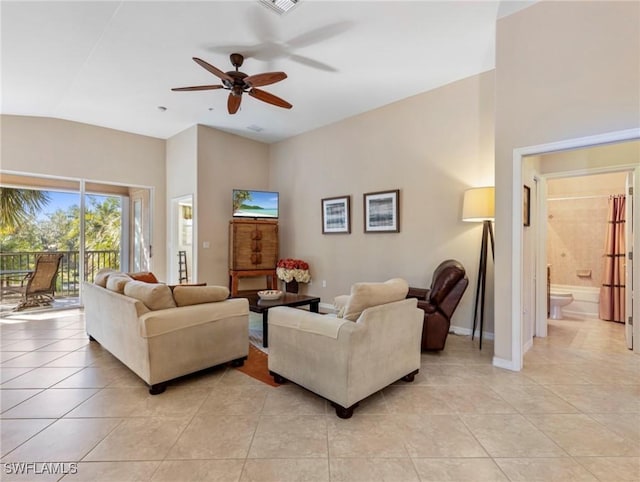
[1,1,536,144]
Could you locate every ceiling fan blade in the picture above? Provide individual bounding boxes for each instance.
[286,21,352,49]
[249,88,292,109]
[228,93,242,114]
[289,54,337,73]
[244,72,287,87]
[171,85,224,91]
[193,57,233,82]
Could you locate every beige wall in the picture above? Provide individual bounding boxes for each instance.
[0,114,167,279]
[166,126,198,200]
[195,125,270,287]
[495,2,640,364]
[166,126,198,283]
[270,71,495,334]
[540,140,640,175]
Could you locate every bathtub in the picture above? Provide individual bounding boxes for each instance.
[550,284,599,319]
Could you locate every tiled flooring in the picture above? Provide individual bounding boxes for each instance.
[1,310,638,481]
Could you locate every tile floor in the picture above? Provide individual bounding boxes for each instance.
[0,310,638,481]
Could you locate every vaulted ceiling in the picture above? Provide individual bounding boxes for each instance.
[1,1,535,143]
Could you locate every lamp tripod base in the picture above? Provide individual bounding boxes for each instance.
[471,220,494,350]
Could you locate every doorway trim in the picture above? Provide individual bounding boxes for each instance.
[511,128,640,371]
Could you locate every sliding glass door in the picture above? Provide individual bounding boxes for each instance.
[0,173,152,311]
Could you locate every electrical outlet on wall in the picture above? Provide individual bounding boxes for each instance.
[322,280,327,288]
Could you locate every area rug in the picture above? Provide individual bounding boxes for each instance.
[248,312,266,352]
[235,312,280,387]
[235,344,280,387]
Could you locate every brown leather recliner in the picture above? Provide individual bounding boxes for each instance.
[407,259,468,351]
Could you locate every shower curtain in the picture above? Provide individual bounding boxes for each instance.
[599,194,626,323]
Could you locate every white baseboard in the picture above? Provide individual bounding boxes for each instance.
[493,356,519,371]
[450,324,494,340]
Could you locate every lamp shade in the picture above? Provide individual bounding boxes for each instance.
[462,186,495,222]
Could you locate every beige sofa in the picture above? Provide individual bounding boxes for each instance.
[83,273,249,394]
[268,278,423,418]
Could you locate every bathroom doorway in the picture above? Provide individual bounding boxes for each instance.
[528,141,637,353]
[544,171,630,336]
[511,130,639,371]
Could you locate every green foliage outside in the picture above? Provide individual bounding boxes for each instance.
[0,188,50,233]
[0,188,122,299]
[0,188,121,253]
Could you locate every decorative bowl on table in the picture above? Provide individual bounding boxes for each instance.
[257,290,283,301]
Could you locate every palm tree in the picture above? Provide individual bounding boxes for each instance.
[0,187,50,233]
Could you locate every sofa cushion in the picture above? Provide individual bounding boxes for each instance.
[128,271,159,284]
[124,280,177,311]
[139,298,249,338]
[172,285,230,307]
[95,268,117,288]
[106,273,132,293]
[342,278,409,321]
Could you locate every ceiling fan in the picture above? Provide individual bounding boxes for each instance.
[172,53,292,114]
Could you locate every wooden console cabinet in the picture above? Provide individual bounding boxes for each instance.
[229,219,279,295]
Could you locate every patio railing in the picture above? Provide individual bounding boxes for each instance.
[0,250,120,298]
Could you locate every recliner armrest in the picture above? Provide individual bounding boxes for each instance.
[407,287,429,301]
[416,299,437,314]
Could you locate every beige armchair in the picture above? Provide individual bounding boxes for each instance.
[268,278,424,418]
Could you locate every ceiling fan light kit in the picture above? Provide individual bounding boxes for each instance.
[258,0,300,15]
[172,54,292,115]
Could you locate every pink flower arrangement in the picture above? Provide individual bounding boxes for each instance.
[277,258,309,270]
[276,258,311,283]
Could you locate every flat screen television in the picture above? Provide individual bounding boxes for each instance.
[232,189,279,219]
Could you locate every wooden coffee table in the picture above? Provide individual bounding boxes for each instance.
[243,292,321,348]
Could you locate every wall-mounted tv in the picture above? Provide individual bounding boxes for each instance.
[232,189,279,219]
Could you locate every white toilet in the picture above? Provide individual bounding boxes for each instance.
[549,292,574,320]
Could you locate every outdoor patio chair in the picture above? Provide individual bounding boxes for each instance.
[9,253,64,311]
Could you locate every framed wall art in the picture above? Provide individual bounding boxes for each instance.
[364,189,400,233]
[322,195,351,234]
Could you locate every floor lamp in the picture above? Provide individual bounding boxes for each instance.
[462,187,495,350]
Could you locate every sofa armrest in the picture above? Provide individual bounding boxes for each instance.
[83,281,150,318]
[269,307,350,339]
[139,298,249,338]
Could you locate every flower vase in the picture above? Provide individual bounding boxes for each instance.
[285,279,299,293]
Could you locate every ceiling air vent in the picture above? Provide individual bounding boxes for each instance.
[258,0,299,15]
